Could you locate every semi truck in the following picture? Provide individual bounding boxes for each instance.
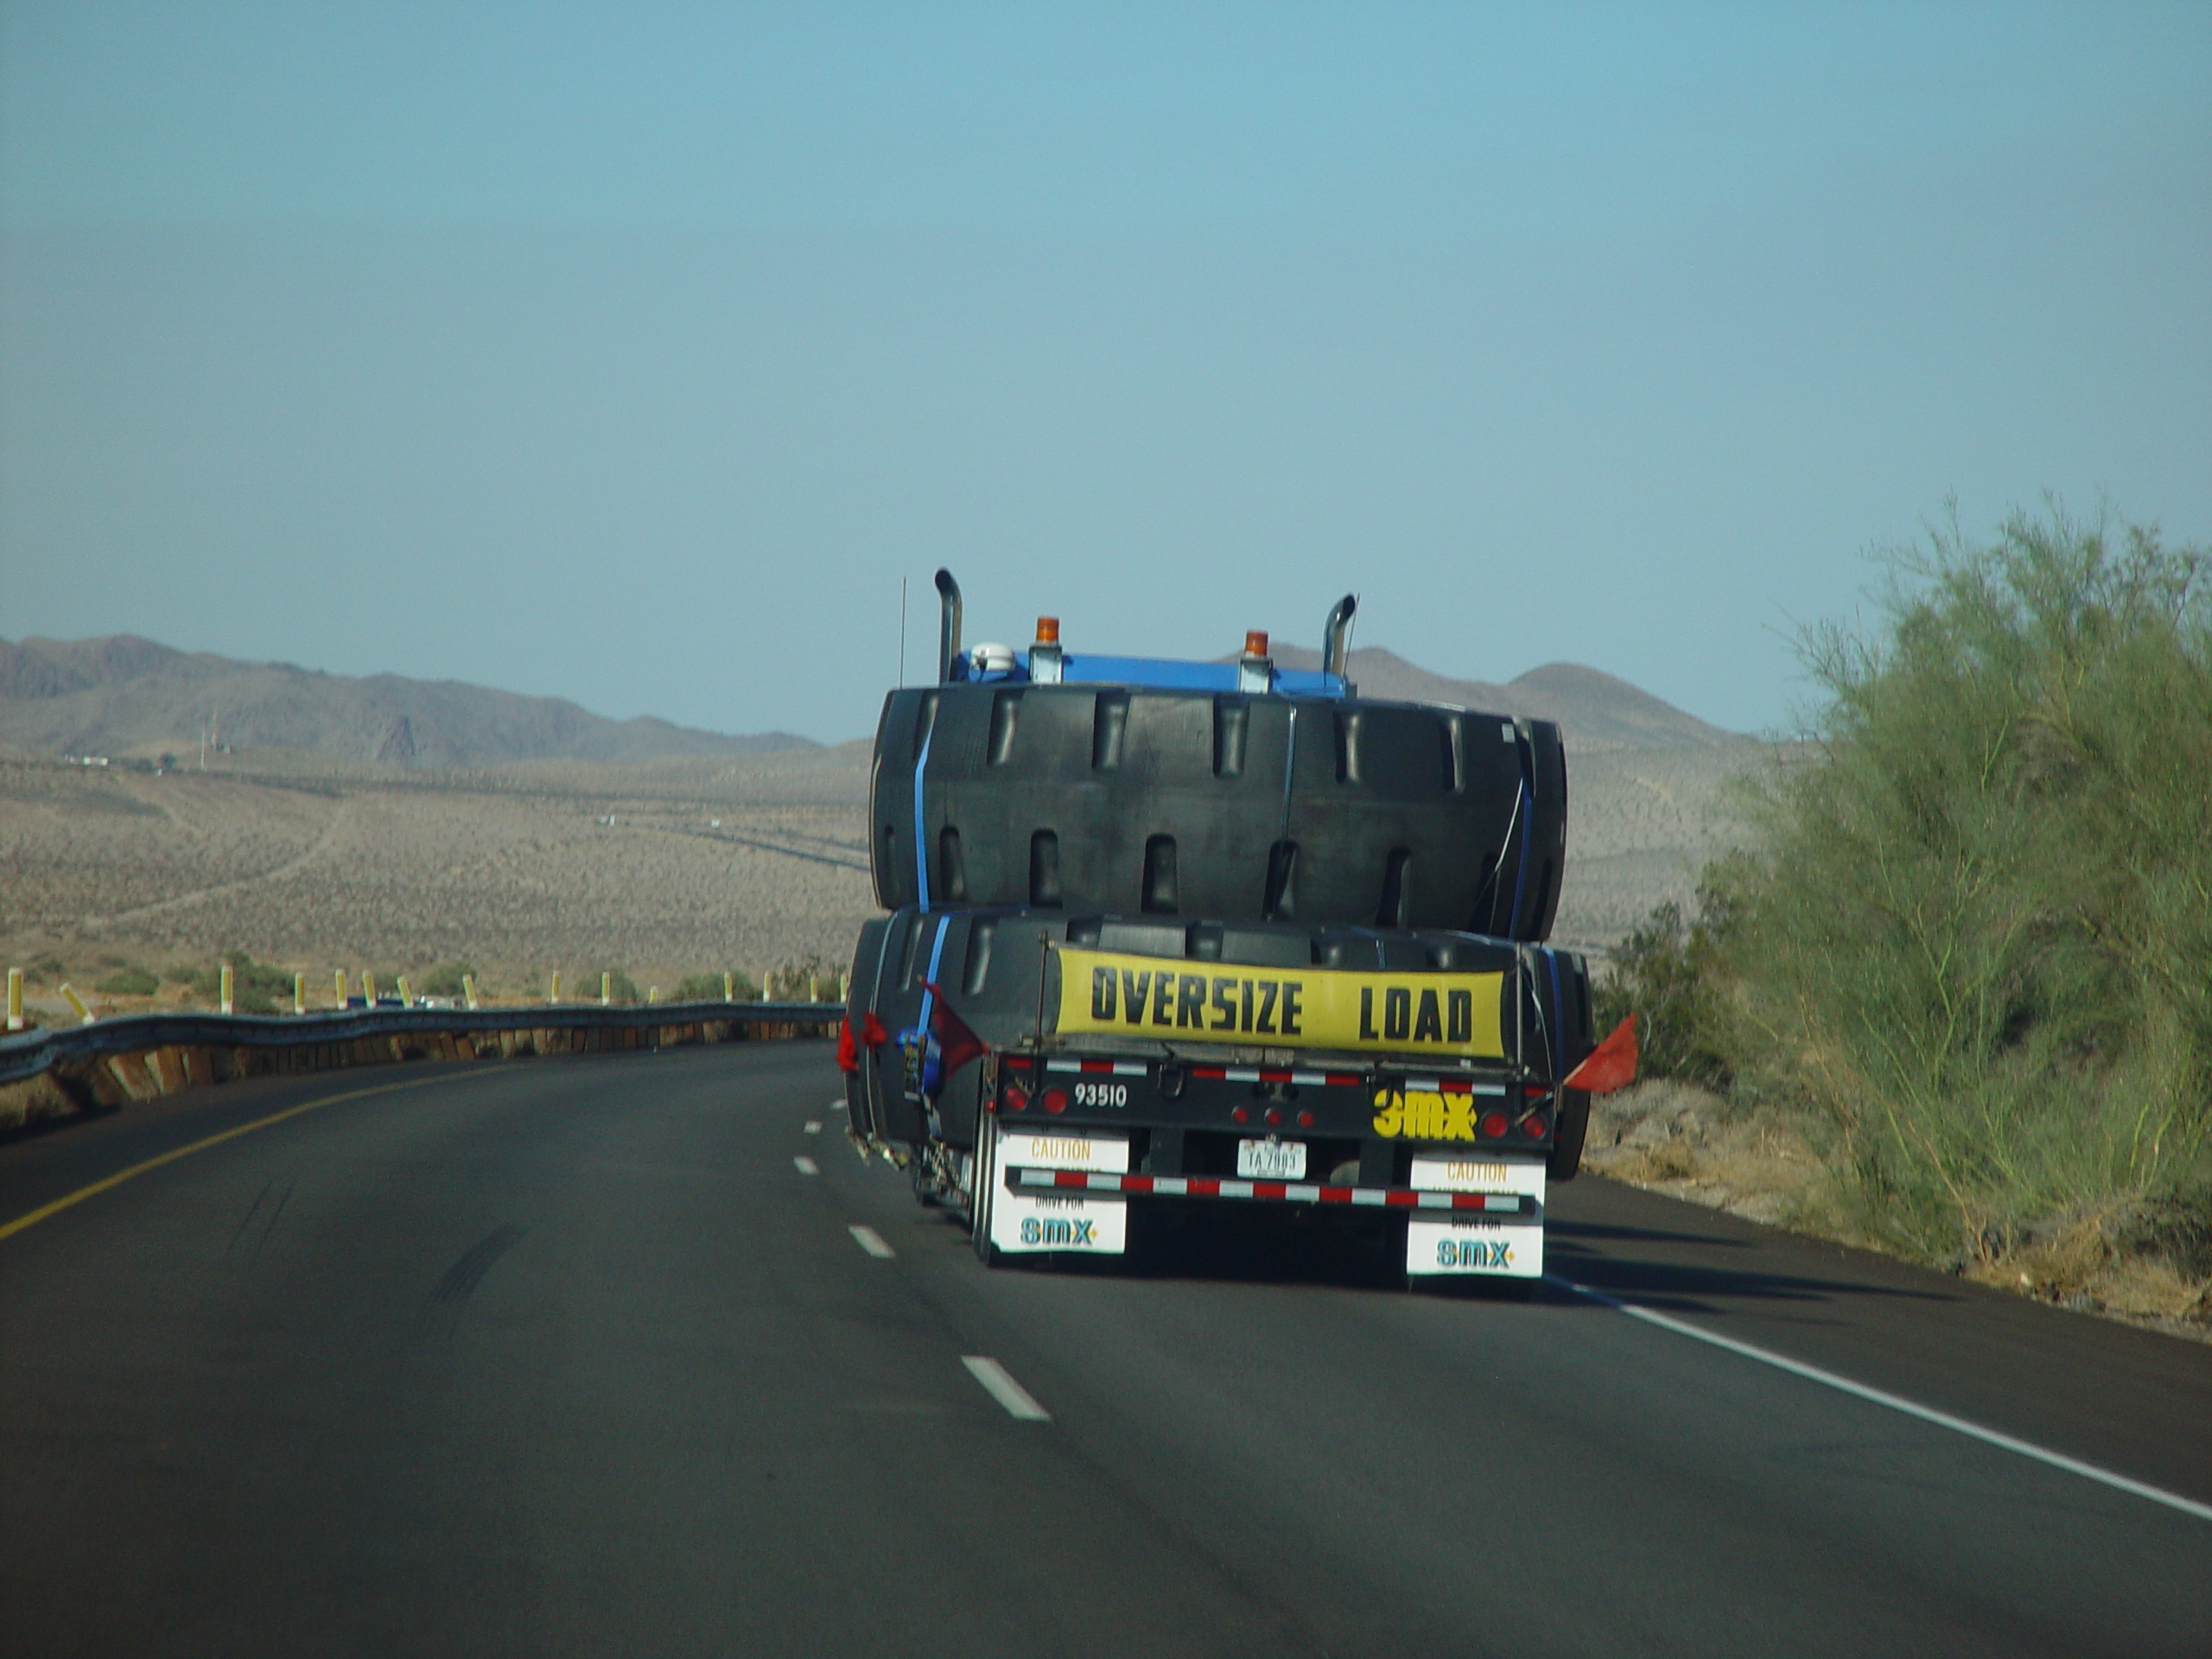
[839,573,1629,1286]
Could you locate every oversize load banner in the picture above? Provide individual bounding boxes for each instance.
[1052,947,1506,1060]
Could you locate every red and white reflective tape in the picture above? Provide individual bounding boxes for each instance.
[1043,1058,1148,1077]
[1187,1064,1363,1087]
[1010,1167,1530,1213]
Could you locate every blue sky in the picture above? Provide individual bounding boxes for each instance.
[3,3,2207,741]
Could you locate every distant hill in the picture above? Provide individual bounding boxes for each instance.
[1264,645,1737,752]
[0,636,815,767]
[2,632,1735,766]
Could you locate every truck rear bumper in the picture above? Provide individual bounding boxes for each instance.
[987,1125,1546,1277]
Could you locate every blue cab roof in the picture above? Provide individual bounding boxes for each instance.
[953,652,1348,697]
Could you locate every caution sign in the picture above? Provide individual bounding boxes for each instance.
[1052,947,1506,1060]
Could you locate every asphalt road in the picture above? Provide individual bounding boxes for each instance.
[3,1044,2207,1657]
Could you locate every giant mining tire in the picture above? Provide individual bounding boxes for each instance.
[869,684,1567,942]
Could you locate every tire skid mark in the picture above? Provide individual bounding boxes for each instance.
[433,1223,526,1303]
[226,1179,273,1256]
[249,1182,294,1262]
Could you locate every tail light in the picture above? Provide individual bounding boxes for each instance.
[1479,1110,1510,1139]
[1519,1111,1548,1139]
[1040,1087,1068,1115]
[1003,1083,1028,1113]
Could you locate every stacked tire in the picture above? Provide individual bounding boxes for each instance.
[868,683,1567,941]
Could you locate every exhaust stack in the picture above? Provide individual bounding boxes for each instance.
[1321,594,1358,681]
[934,569,963,683]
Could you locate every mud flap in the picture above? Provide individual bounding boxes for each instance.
[988,1122,1130,1256]
[1404,1154,1546,1279]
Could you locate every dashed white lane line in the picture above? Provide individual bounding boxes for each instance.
[849,1224,895,1259]
[793,1155,818,1176]
[1553,1276,2212,1526]
[962,1356,1052,1422]
[804,1121,822,1135]
[825,1097,844,1112]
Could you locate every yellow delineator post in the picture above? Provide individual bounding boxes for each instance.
[396,976,413,1008]
[334,969,347,1007]
[462,973,478,1010]
[363,971,377,1006]
[293,972,305,1016]
[6,967,22,1032]
[601,970,612,1007]
[722,971,734,1002]
[60,982,94,1026]
[220,963,234,1015]
[648,986,660,1004]
[550,970,562,1005]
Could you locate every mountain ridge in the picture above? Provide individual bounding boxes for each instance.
[2,632,1737,765]
[1264,645,1738,752]
[0,636,815,767]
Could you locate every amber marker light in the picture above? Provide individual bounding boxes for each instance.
[1035,616,1060,645]
[1244,629,1268,656]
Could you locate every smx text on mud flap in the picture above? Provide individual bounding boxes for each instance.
[1020,1216,1098,1247]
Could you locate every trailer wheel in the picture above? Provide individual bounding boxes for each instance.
[970,1119,1002,1268]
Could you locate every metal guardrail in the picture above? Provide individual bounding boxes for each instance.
[0,1001,839,1089]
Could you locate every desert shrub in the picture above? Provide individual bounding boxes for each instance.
[675,970,757,1001]
[766,956,834,1001]
[416,961,476,998]
[1594,876,1738,1089]
[1716,505,2212,1261]
[93,966,160,996]
[172,950,296,1014]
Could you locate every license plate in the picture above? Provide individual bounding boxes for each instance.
[1236,1138,1307,1179]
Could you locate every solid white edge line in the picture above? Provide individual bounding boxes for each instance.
[962,1356,1052,1421]
[1551,1275,2212,1526]
[792,1155,819,1175]
[849,1224,894,1259]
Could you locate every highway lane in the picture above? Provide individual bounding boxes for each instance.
[2,1044,2206,1657]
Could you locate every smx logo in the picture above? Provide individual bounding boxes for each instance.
[1020,1217,1097,1247]
[1437,1237,1514,1270]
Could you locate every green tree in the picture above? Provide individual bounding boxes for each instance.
[1719,505,2212,1259]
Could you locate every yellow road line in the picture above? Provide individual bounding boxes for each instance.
[0,1071,477,1244]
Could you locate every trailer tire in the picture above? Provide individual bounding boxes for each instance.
[970,1117,1002,1268]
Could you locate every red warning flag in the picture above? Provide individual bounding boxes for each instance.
[836,1015,860,1073]
[1562,1014,1637,1095]
[861,1012,890,1050]
[916,981,990,1081]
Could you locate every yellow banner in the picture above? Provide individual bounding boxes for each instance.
[1053,947,1506,1060]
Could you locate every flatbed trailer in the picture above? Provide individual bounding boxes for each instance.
[842,907,1600,1283]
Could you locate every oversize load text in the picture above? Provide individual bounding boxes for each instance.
[1052,948,1506,1058]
